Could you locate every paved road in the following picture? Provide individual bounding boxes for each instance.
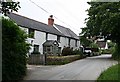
[24,54,118,80]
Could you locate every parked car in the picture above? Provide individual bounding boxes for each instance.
[83,48,92,57]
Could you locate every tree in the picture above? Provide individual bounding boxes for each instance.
[80,35,92,47]
[2,17,30,80]
[81,2,120,59]
[0,1,20,16]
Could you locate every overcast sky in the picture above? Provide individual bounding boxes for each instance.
[14,0,91,35]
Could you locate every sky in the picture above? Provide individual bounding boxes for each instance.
[14,0,91,36]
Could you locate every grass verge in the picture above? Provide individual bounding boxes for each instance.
[97,64,120,82]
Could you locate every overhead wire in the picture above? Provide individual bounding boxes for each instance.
[54,0,81,31]
[28,0,80,33]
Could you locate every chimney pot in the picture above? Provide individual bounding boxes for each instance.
[48,15,54,26]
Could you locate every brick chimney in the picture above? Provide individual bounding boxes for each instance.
[48,15,54,26]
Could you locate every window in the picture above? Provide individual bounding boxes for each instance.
[75,40,77,47]
[68,38,71,47]
[57,35,60,42]
[33,45,39,52]
[28,28,34,38]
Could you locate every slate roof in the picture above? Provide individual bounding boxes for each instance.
[43,40,59,46]
[54,24,79,39]
[8,13,63,36]
[8,13,79,40]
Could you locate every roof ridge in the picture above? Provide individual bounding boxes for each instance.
[9,13,48,26]
[55,24,69,29]
[8,13,63,36]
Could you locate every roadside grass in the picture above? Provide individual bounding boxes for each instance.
[97,64,120,82]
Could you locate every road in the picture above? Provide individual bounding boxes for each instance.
[24,54,118,80]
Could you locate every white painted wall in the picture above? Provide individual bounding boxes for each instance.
[70,39,75,48]
[59,37,68,50]
[20,26,46,54]
[19,26,34,55]
[19,26,80,55]
[60,37,80,51]
[77,40,80,48]
[48,34,57,40]
[33,30,46,54]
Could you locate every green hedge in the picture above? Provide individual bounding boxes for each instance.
[62,47,74,56]
[2,17,30,80]
[112,44,120,60]
[46,55,81,65]
[62,47,82,56]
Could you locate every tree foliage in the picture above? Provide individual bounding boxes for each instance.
[83,2,120,43]
[81,2,120,59]
[0,1,20,16]
[80,35,92,47]
[89,43,99,48]
[2,17,30,80]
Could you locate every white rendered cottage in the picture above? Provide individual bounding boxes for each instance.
[8,13,80,55]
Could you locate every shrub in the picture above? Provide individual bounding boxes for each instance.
[47,55,81,65]
[101,49,111,54]
[62,47,74,56]
[73,49,80,55]
[2,17,30,80]
[112,44,120,60]
[89,43,99,48]
[72,49,84,57]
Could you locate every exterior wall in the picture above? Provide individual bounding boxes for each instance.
[33,30,46,54]
[19,26,33,53]
[19,26,46,54]
[19,26,80,55]
[77,40,80,48]
[70,39,75,48]
[48,34,57,40]
[105,42,108,49]
[59,37,68,50]
[60,37,80,51]
[70,39,81,50]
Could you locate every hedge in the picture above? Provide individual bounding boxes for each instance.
[46,55,81,65]
[2,17,30,80]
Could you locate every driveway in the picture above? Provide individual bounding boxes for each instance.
[24,54,118,80]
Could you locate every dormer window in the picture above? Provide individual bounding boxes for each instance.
[28,28,34,38]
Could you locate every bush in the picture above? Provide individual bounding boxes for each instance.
[101,49,111,54]
[62,47,74,56]
[61,47,84,58]
[47,55,81,65]
[73,49,80,55]
[2,17,30,80]
[112,44,120,60]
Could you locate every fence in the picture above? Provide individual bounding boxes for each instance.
[28,54,46,65]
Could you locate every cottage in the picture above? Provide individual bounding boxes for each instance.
[8,13,80,55]
[96,41,108,50]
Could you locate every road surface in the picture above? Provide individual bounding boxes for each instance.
[24,54,118,80]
